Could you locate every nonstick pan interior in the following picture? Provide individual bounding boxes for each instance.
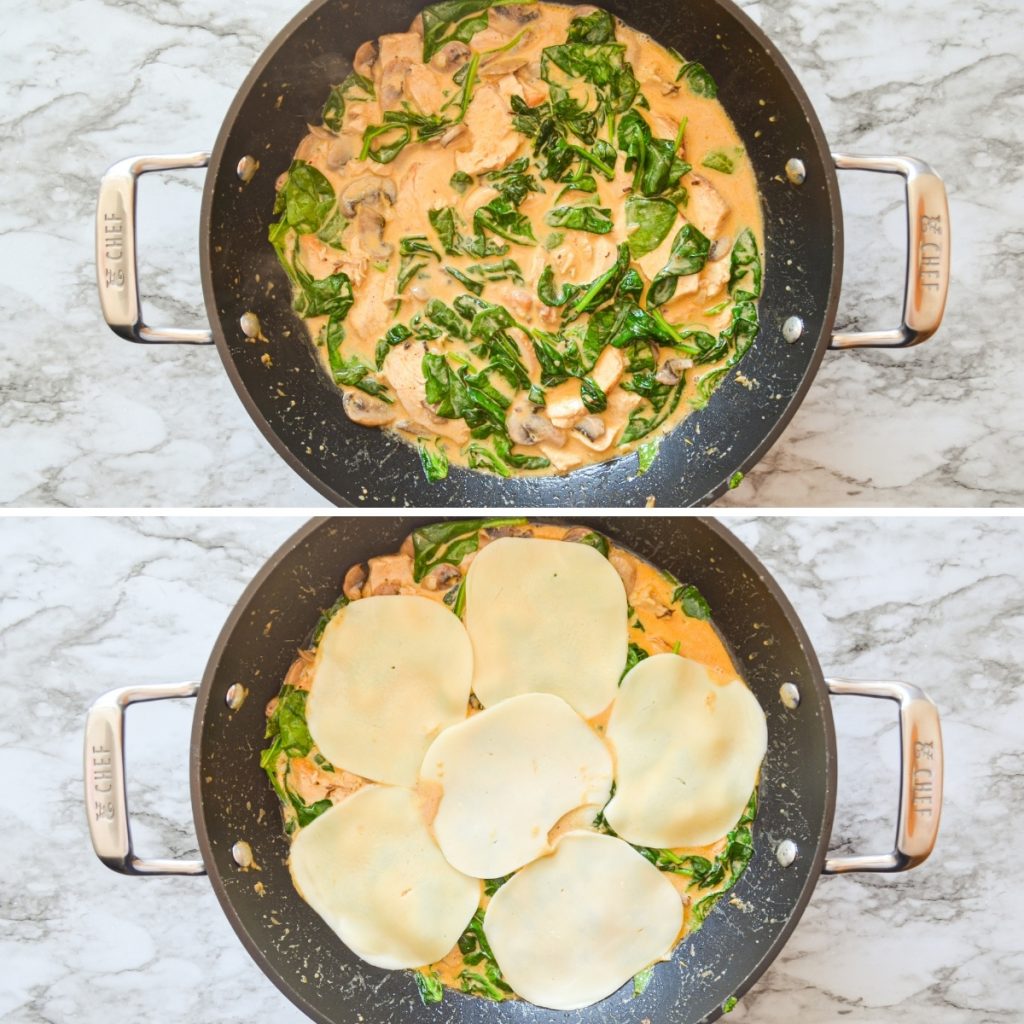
[199,0,842,507]
[191,517,836,1024]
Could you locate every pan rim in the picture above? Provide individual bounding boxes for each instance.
[189,515,838,1024]
[197,0,844,508]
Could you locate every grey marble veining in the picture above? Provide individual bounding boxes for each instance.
[0,0,1020,506]
[1,514,1021,1021]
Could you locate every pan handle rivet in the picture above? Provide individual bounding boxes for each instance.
[237,155,260,183]
[232,840,254,869]
[779,681,801,708]
[225,683,249,710]
[775,839,798,867]
[784,158,806,185]
[782,317,804,344]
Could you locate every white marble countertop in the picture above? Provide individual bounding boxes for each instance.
[0,0,1021,507]
[1,514,1021,1021]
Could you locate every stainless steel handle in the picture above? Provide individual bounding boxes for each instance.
[830,154,950,349]
[84,681,206,876]
[95,152,213,344]
[823,678,943,874]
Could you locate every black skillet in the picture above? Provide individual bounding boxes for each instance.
[95,0,950,507]
[85,517,943,1023]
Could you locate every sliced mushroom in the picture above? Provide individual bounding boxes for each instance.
[480,525,532,542]
[655,357,693,386]
[343,562,368,601]
[326,134,359,170]
[507,409,567,447]
[353,39,379,79]
[491,3,541,25]
[480,55,529,78]
[709,236,732,261]
[422,563,461,592]
[373,581,401,596]
[574,416,607,442]
[353,206,394,262]
[432,40,471,71]
[561,527,595,543]
[339,175,397,217]
[342,389,394,427]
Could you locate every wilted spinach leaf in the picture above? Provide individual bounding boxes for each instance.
[625,196,677,257]
[322,72,374,132]
[415,971,444,1006]
[418,440,450,483]
[545,201,614,234]
[647,223,710,307]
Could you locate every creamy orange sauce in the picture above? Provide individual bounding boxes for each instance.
[271,3,764,480]
[266,521,756,997]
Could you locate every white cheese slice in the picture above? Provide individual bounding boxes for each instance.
[604,654,767,847]
[464,537,627,717]
[420,692,613,878]
[484,830,682,1009]
[307,595,472,786]
[289,785,480,969]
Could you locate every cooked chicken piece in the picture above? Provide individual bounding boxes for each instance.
[366,552,416,595]
[346,269,395,341]
[539,440,585,472]
[375,33,421,108]
[605,384,643,442]
[508,326,541,378]
[296,233,343,279]
[288,757,363,806]
[652,113,682,144]
[404,63,446,112]
[685,174,731,237]
[378,31,422,68]
[455,85,524,175]
[462,185,501,217]
[469,27,514,51]
[343,101,378,134]
[379,59,411,108]
[516,61,547,105]
[700,256,731,298]
[553,235,619,286]
[495,284,535,323]
[547,347,625,427]
[383,340,471,443]
[495,72,526,103]
[635,228,679,280]
[325,133,361,170]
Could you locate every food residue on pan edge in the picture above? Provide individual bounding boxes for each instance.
[267,2,764,483]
